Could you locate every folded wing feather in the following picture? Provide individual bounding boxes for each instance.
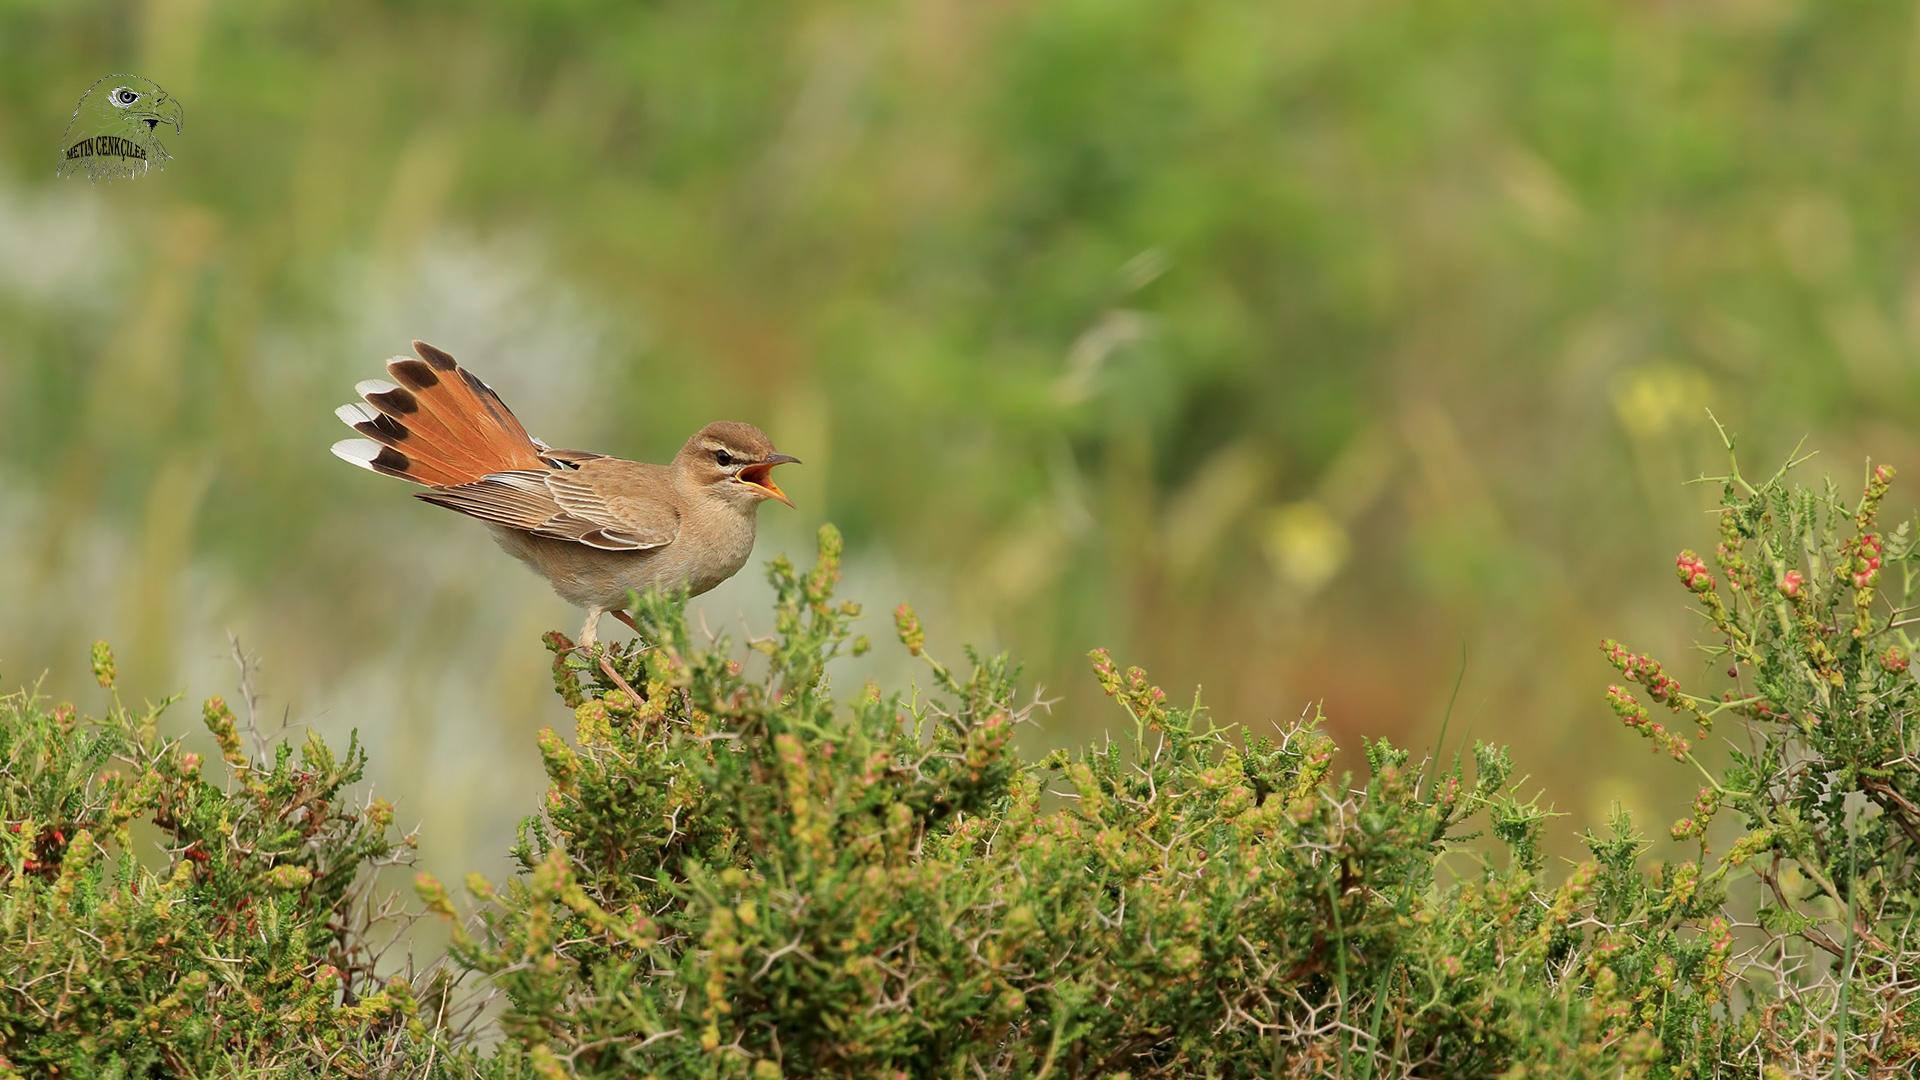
[415,471,678,552]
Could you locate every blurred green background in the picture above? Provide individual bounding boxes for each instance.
[2,0,1915,882]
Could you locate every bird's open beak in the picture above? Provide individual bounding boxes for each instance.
[739,453,800,507]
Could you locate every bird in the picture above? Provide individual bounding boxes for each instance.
[56,74,183,183]
[331,341,798,647]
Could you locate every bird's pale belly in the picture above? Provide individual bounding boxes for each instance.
[488,516,757,610]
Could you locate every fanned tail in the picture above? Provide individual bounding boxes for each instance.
[330,341,549,487]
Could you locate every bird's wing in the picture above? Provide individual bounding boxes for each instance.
[415,468,679,552]
[546,467,681,550]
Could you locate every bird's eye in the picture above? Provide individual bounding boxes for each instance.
[714,449,734,467]
[114,89,139,105]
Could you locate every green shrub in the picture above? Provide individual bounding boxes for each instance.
[421,521,1728,1078]
[439,528,1529,1078]
[10,440,1920,1077]
[0,654,478,1077]
[1593,433,1920,1076]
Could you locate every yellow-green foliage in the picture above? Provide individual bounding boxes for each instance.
[12,448,1920,1077]
[0,662,472,1077]
[424,524,1774,1079]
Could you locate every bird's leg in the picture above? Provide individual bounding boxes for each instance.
[577,608,645,707]
[598,655,643,710]
[610,610,642,634]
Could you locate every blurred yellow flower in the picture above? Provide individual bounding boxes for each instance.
[1261,501,1350,595]
[1610,365,1713,442]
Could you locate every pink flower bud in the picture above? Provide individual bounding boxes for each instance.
[1675,551,1714,592]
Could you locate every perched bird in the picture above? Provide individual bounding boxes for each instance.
[331,341,798,646]
[56,74,183,183]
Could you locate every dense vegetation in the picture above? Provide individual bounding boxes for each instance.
[7,446,1920,1076]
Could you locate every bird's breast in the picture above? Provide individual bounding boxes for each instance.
[669,505,760,597]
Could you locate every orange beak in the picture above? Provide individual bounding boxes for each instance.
[739,453,800,506]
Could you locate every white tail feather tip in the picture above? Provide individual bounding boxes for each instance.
[335,403,379,427]
[331,438,385,470]
[355,378,400,399]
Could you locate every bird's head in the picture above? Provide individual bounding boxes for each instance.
[58,75,183,181]
[678,421,800,507]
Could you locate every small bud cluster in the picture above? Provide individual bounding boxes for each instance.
[1844,529,1887,637]
[265,864,313,890]
[202,696,248,770]
[536,727,579,793]
[1844,532,1884,591]
[894,603,925,656]
[1532,860,1599,952]
[1856,462,1896,533]
[1674,549,1755,660]
[1723,827,1774,867]
[1778,570,1805,598]
[1602,640,1709,731]
[1088,648,1168,729]
[1845,464,1897,637]
[1675,550,1713,593]
[1604,641,1679,702]
[1669,788,1722,843]
[1714,510,1754,592]
[1090,648,1120,695]
[90,639,116,689]
[1605,685,1691,759]
[1694,916,1734,994]
[415,872,456,919]
[543,630,586,707]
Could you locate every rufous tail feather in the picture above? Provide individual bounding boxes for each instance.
[330,340,547,486]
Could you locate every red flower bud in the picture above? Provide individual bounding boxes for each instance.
[1675,551,1714,592]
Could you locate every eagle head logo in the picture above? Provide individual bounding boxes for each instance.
[57,74,184,183]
